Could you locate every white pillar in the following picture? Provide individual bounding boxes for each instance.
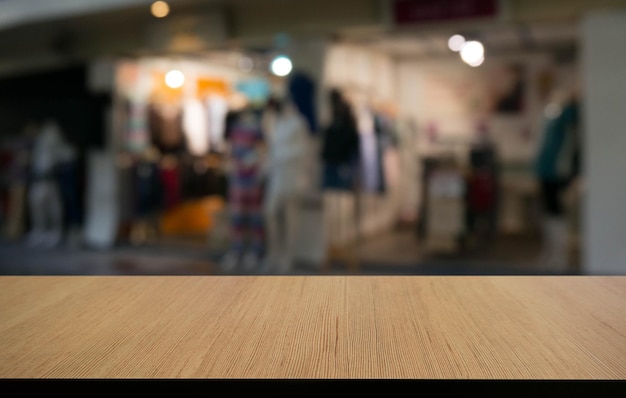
[581,10,626,274]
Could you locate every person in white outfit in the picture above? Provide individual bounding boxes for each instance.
[262,96,312,274]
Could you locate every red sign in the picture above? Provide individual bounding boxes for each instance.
[393,0,499,25]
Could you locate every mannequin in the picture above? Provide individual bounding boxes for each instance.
[219,103,266,272]
[262,96,311,274]
[534,87,580,273]
[25,120,72,249]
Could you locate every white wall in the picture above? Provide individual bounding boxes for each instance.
[581,10,626,275]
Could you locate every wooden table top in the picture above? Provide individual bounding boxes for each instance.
[0,276,624,379]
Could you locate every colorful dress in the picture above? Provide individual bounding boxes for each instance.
[225,110,265,256]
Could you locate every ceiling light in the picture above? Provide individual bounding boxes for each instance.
[151,1,170,18]
[460,40,484,65]
[270,55,292,77]
[448,34,465,52]
[165,69,185,88]
[465,56,485,67]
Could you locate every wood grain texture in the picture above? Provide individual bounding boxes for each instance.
[0,276,624,379]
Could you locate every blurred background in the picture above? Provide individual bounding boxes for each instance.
[0,0,624,276]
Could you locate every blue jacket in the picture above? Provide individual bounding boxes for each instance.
[534,101,580,181]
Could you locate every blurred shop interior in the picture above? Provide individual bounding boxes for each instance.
[0,0,625,275]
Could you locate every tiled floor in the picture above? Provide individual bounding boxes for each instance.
[0,229,579,276]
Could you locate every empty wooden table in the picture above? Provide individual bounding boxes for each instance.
[0,276,624,379]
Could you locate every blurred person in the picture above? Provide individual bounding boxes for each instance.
[320,88,360,191]
[534,87,581,272]
[261,95,311,274]
[219,103,266,272]
[2,122,37,240]
[319,88,361,268]
[25,120,74,249]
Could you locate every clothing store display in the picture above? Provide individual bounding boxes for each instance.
[263,100,311,273]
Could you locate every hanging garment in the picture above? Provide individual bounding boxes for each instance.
[148,103,186,154]
[158,158,182,210]
[373,113,399,194]
[206,95,229,153]
[357,107,381,193]
[534,100,580,183]
[182,98,210,156]
[126,100,149,154]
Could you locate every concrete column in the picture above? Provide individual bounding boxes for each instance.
[581,10,626,274]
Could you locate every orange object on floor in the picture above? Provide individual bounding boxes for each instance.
[160,196,225,237]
